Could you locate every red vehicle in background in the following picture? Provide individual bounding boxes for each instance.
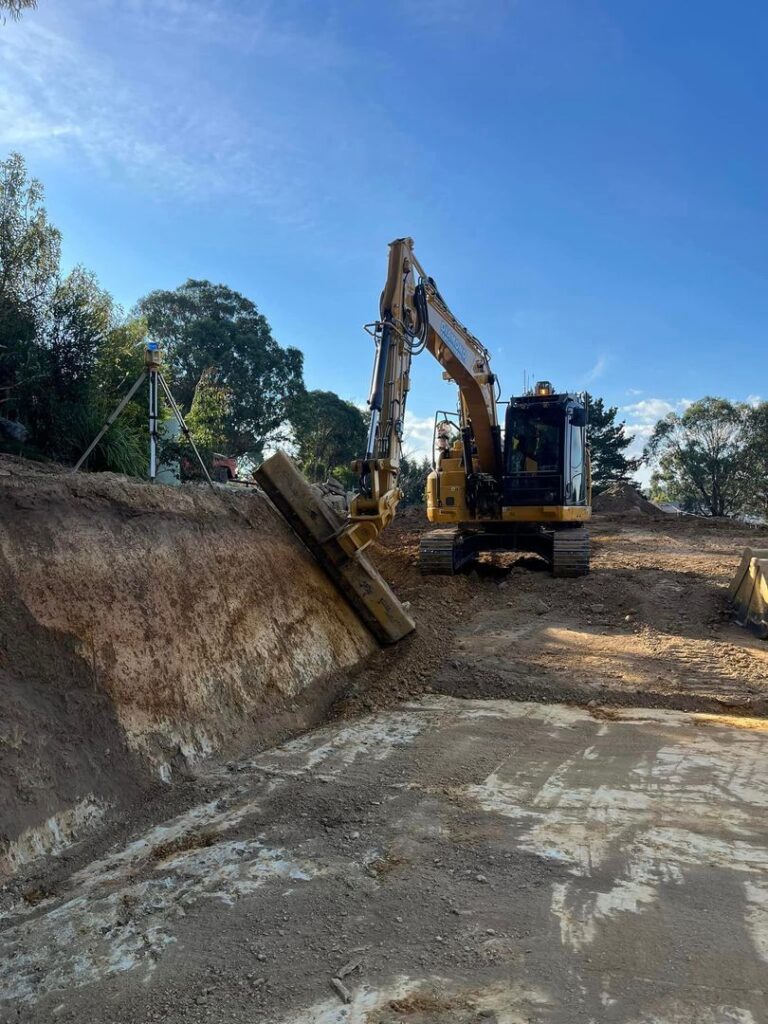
[212,453,238,483]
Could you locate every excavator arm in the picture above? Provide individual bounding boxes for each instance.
[255,237,497,645]
[346,237,500,551]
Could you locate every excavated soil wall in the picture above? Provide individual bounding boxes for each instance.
[0,457,376,876]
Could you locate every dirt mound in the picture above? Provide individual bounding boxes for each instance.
[593,481,662,516]
[0,455,376,876]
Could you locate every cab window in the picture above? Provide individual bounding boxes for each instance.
[506,407,563,474]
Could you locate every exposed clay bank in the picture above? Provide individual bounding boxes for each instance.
[0,457,375,875]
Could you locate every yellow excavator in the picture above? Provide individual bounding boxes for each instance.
[256,237,591,644]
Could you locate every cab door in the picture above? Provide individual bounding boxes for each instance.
[566,408,587,505]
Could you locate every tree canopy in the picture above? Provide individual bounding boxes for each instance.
[585,394,639,492]
[398,454,432,506]
[645,397,747,517]
[288,389,367,484]
[137,280,304,460]
[0,153,60,426]
[0,1,37,21]
[0,154,148,470]
[187,368,232,455]
[741,403,768,522]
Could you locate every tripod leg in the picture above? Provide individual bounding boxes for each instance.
[157,373,215,487]
[149,369,159,482]
[72,371,147,474]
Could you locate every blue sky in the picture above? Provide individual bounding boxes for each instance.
[2,0,766,476]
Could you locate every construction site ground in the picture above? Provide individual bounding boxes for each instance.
[3,508,768,1022]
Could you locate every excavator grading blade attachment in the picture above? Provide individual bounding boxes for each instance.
[727,547,768,639]
[255,450,415,645]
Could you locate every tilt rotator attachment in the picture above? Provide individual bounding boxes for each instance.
[255,450,415,645]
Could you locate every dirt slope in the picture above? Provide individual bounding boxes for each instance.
[0,456,375,875]
[357,510,768,716]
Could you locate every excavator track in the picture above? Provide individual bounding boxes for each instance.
[551,528,590,578]
[419,528,463,575]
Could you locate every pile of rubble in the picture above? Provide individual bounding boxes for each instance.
[593,481,662,517]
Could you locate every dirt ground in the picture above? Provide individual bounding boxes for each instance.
[340,508,768,718]
[3,697,767,1023]
[4,496,768,1021]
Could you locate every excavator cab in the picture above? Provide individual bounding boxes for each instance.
[503,389,588,509]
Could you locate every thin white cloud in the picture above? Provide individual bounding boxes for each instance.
[402,413,435,462]
[621,422,655,488]
[621,394,759,475]
[620,398,681,478]
[623,422,654,457]
[621,397,682,423]
[399,0,516,31]
[0,89,79,148]
[111,0,347,68]
[626,387,644,396]
[0,21,214,195]
[616,397,693,487]
[0,7,347,222]
[625,423,655,438]
[118,0,234,37]
[581,354,607,386]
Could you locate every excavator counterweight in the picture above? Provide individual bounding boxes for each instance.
[255,450,415,644]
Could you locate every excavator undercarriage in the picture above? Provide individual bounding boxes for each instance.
[418,524,590,577]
